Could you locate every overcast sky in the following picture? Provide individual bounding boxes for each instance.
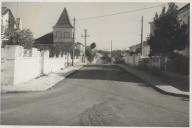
[2,2,187,50]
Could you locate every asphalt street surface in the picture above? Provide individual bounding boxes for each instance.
[1,65,189,126]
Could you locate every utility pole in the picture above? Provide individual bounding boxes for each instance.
[141,16,143,57]
[72,17,76,66]
[81,29,90,63]
[111,40,112,64]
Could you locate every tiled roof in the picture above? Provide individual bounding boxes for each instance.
[55,8,73,28]
[129,41,149,49]
[178,3,190,12]
[34,32,53,44]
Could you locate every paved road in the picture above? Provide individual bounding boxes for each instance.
[1,65,189,126]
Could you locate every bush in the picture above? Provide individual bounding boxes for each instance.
[166,54,189,75]
[151,67,162,76]
[6,29,34,49]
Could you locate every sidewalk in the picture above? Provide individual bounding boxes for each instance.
[119,64,189,98]
[1,65,83,93]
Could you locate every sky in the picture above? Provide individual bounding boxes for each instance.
[2,2,187,50]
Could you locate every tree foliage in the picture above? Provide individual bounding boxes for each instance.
[100,51,111,64]
[86,42,96,63]
[112,50,124,63]
[5,29,34,49]
[90,42,96,49]
[147,3,189,57]
[48,44,72,57]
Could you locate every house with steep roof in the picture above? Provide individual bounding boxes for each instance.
[34,8,84,65]
[53,8,73,46]
[1,7,23,44]
[34,8,74,51]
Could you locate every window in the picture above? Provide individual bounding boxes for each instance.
[65,52,67,59]
[56,31,62,38]
[64,32,70,38]
[54,32,57,38]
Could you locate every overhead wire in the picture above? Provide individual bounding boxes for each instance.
[72,4,166,50]
[77,4,165,21]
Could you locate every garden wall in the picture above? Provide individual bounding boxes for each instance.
[1,45,81,86]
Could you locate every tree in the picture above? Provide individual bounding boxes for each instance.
[111,50,124,63]
[90,42,96,49]
[100,51,111,64]
[5,29,34,49]
[147,3,188,57]
[85,42,96,63]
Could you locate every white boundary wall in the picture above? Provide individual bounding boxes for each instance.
[1,45,81,86]
[1,45,41,86]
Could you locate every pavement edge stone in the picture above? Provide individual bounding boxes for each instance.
[118,64,189,98]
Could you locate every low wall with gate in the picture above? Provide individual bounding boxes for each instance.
[1,45,81,86]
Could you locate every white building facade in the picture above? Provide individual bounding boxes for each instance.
[1,7,23,42]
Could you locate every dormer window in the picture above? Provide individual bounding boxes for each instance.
[53,8,74,43]
[64,32,70,38]
[56,31,62,38]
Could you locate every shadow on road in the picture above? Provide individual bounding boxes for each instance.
[65,65,146,85]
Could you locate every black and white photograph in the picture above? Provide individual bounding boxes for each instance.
[0,0,190,127]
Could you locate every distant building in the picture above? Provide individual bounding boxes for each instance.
[124,44,141,66]
[34,8,74,51]
[129,43,141,53]
[1,7,23,45]
[129,42,150,57]
[34,8,84,63]
[142,41,150,57]
[123,41,150,66]
[149,21,156,36]
[176,3,190,57]
[177,3,190,26]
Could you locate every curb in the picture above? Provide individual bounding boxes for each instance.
[118,64,189,98]
[64,66,84,78]
[1,66,84,94]
[47,66,84,91]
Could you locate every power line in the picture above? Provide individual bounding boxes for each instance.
[78,4,165,21]
[73,4,165,38]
